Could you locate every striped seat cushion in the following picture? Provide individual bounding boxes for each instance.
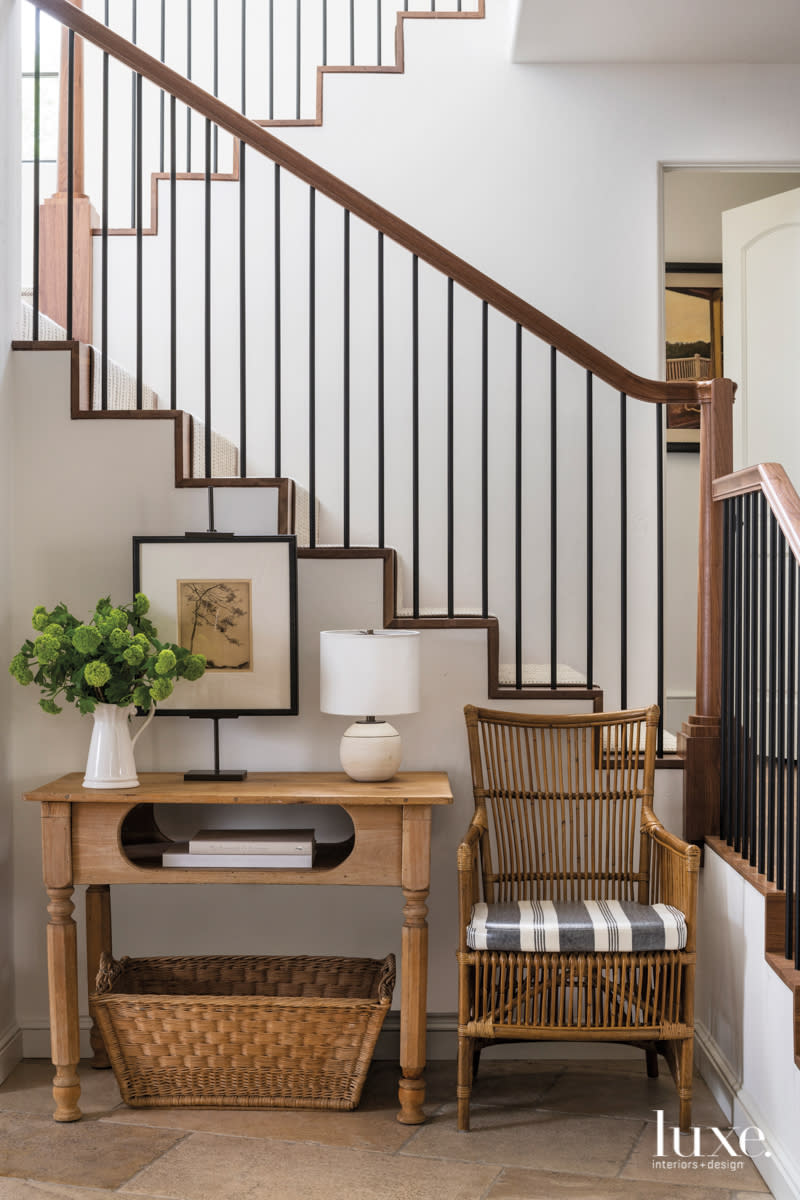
[467,900,687,953]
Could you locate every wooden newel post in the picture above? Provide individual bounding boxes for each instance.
[38,0,96,345]
[680,378,734,843]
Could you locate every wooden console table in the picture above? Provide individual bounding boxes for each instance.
[25,771,453,1124]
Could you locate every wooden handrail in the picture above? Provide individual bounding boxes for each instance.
[713,461,800,565]
[29,0,702,405]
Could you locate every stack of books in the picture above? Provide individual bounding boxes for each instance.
[161,828,316,869]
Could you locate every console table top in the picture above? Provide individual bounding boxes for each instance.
[25,770,454,806]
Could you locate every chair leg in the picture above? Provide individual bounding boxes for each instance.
[676,1038,694,1134]
[457,1034,473,1131]
[645,1046,659,1078]
[472,1045,482,1082]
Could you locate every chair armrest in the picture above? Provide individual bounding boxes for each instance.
[643,816,701,948]
[457,820,485,951]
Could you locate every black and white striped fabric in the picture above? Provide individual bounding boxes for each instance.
[467,900,687,953]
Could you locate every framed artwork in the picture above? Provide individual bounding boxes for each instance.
[665,262,723,437]
[133,535,298,716]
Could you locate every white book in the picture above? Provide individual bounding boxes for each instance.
[162,843,314,869]
[188,828,316,856]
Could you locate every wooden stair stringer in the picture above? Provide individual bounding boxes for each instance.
[10,339,295,530]
[298,544,604,705]
[91,3,486,240]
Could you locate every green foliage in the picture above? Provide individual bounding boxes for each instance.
[9,594,206,716]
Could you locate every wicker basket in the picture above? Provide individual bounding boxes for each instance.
[91,952,395,1110]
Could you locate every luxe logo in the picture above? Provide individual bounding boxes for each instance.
[652,1110,770,1172]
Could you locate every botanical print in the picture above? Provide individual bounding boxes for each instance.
[177,580,252,671]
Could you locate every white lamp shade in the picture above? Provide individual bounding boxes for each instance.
[320,630,420,716]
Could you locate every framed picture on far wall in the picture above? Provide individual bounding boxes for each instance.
[133,534,298,716]
[665,263,723,436]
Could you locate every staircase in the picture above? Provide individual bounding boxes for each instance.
[16,0,714,739]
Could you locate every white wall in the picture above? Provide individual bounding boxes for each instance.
[0,0,20,1084]
[697,847,800,1200]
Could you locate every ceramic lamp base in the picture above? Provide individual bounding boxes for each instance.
[339,721,402,782]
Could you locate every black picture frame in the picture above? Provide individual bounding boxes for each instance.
[132,534,298,717]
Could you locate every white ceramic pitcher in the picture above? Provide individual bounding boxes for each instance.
[83,702,155,789]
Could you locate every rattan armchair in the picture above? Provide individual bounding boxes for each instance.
[457,704,699,1132]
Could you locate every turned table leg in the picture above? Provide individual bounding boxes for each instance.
[46,886,82,1121]
[85,884,112,1068]
[398,806,432,1125]
[42,801,82,1122]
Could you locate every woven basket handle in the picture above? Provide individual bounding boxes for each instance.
[378,954,396,1002]
[95,951,130,995]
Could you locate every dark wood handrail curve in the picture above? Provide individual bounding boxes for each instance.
[29,0,701,405]
[713,462,800,565]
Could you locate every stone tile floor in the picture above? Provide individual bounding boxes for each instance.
[0,1058,774,1199]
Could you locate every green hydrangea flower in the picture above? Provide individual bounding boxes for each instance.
[72,624,103,655]
[181,654,206,682]
[31,606,49,631]
[97,608,128,637]
[132,684,151,710]
[155,648,177,676]
[9,654,33,685]
[84,660,112,688]
[44,623,64,638]
[123,644,145,667]
[109,627,133,650]
[133,633,150,648]
[34,634,61,665]
[133,593,150,616]
[149,676,173,701]
[39,698,61,714]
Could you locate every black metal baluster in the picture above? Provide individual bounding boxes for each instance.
[767,511,779,879]
[785,554,797,957]
[268,0,274,120]
[656,402,664,755]
[343,210,351,547]
[747,491,759,863]
[159,0,165,172]
[732,496,743,851]
[296,0,301,120]
[412,255,420,618]
[742,492,753,861]
[758,492,768,870]
[239,144,247,476]
[274,164,282,475]
[66,31,74,339]
[32,7,41,340]
[186,0,192,171]
[586,372,594,690]
[550,347,557,691]
[377,0,382,65]
[130,1,137,227]
[100,15,108,409]
[777,527,787,889]
[377,231,385,548]
[446,278,454,619]
[241,0,247,113]
[204,118,212,478]
[212,0,219,171]
[169,95,177,410]
[323,0,328,65]
[620,392,628,709]
[350,0,355,66]
[309,186,316,546]
[720,499,733,840]
[515,324,523,690]
[481,301,489,620]
[135,72,143,410]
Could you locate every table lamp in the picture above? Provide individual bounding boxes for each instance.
[320,629,420,781]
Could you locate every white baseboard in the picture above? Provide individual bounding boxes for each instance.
[21,1018,93,1061]
[696,1020,800,1200]
[0,1023,23,1083]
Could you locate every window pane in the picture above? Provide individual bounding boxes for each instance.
[21,5,62,74]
